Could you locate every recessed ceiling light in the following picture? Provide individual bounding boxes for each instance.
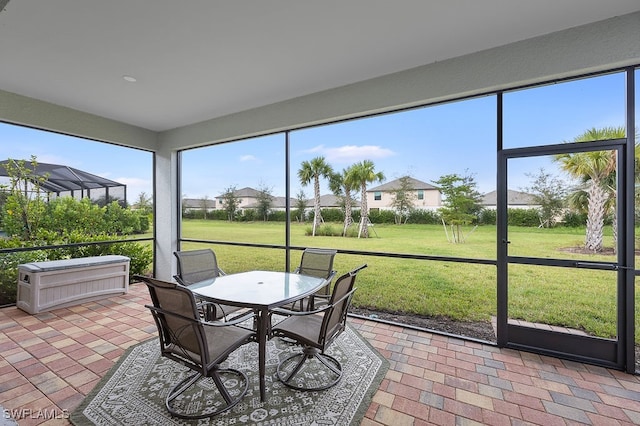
[122,75,137,83]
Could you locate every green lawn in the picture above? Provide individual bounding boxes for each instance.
[180,220,639,340]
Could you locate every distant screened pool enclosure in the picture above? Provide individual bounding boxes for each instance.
[0,159,127,206]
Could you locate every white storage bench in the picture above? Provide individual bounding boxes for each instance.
[17,255,130,314]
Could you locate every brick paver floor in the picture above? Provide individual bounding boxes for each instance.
[1,283,639,425]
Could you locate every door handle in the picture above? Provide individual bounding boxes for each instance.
[575,262,617,270]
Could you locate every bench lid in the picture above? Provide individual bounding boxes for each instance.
[19,255,130,272]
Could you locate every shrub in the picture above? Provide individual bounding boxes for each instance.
[507,208,540,227]
[407,209,441,224]
[268,210,288,222]
[562,211,588,227]
[103,201,142,234]
[304,224,344,236]
[478,209,496,225]
[240,209,257,222]
[0,247,48,306]
[320,208,344,223]
[478,208,542,227]
[368,210,396,224]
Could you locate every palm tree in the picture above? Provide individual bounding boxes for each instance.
[554,126,626,252]
[346,160,385,238]
[298,156,333,236]
[329,167,356,236]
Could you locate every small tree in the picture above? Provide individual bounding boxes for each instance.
[433,172,482,243]
[133,191,153,215]
[522,168,567,228]
[389,175,416,225]
[220,185,240,222]
[255,183,274,221]
[0,156,48,240]
[200,195,212,219]
[294,190,307,222]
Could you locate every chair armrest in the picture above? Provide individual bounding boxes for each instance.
[271,304,330,317]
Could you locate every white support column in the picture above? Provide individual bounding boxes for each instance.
[154,144,179,281]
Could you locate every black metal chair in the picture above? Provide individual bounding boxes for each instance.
[270,264,367,391]
[290,248,337,311]
[174,249,241,320]
[138,275,256,419]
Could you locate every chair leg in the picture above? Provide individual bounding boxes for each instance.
[315,353,342,376]
[165,368,249,419]
[279,353,309,383]
[276,347,343,391]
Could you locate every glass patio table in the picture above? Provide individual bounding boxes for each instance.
[189,270,327,401]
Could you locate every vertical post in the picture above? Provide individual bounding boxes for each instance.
[496,91,508,347]
[623,67,636,373]
[285,132,291,271]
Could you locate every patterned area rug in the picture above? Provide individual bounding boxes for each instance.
[71,324,388,425]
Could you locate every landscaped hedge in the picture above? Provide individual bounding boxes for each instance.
[407,209,441,224]
[0,195,153,307]
[185,205,601,229]
[478,208,541,227]
[2,197,150,237]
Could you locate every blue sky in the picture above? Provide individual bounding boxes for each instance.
[1,70,637,203]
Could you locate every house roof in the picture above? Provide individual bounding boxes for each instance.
[1,2,637,132]
[368,177,437,193]
[481,190,537,206]
[217,187,262,198]
[182,198,215,209]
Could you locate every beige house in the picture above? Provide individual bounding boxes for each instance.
[481,190,538,210]
[366,177,441,212]
[215,187,262,211]
[245,196,297,210]
[305,194,361,209]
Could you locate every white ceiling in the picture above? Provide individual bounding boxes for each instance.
[1,0,639,132]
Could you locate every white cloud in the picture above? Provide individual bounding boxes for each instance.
[31,154,72,166]
[302,145,326,154]
[115,177,153,198]
[240,155,258,162]
[306,144,395,163]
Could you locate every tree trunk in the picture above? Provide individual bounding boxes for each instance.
[343,192,353,236]
[313,176,321,236]
[610,193,617,253]
[585,181,606,252]
[360,184,369,238]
